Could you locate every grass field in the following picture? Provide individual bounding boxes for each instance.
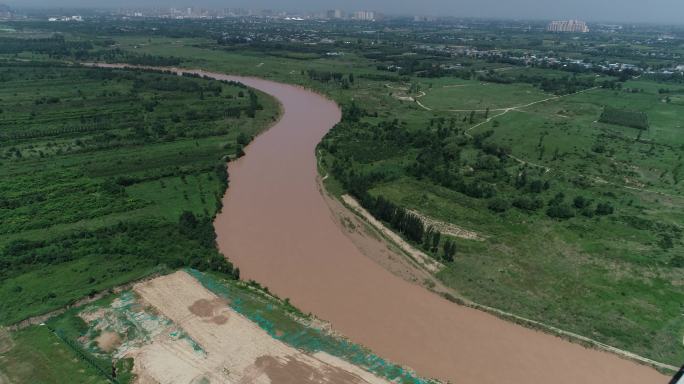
[0,64,279,325]
[0,23,682,379]
[0,326,109,384]
[418,80,551,111]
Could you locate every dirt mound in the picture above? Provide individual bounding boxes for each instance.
[96,332,122,353]
[189,298,231,325]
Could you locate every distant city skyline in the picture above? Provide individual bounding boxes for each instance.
[4,0,684,24]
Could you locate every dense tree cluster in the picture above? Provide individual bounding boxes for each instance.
[599,107,649,130]
[0,35,92,56]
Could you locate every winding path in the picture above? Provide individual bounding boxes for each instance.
[91,64,669,384]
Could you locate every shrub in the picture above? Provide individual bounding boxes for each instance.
[547,204,575,219]
[595,202,614,216]
[513,196,544,211]
[488,198,510,213]
[573,196,591,209]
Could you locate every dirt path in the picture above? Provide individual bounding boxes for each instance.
[87,63,670,384]
[459,87,601,173]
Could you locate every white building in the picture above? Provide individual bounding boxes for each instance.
[547,20,589,33]
[352,10,376,21]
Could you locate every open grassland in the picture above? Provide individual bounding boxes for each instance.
[0,64,279,325]
[105,36,684,365]
[0,326,109,384]
[418,80,551,111]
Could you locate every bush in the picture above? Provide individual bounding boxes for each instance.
[513,196,544,211]
[488,198,510,213]
[547,204,575,219]
[595,202,614,216]
[670,255,684,268]
[573,196,591,209]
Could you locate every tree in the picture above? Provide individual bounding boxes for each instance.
[488,198,510,213]
[431,231,441,253]
[546,204,575,219]
[512,196,543,211]
[595,202,614,216]
[573,196,591,209]
[442,240,456,262]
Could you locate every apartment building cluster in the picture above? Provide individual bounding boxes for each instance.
[0,4,12,19]
[322,9,380,21]
[547,20,589,33]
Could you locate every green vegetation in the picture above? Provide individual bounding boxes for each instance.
[599,106,650,130]
[0,16,682,376]
[0,63,278,325]
[0,326,109,384]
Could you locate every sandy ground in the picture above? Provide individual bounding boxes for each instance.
[0,328,11,384]
[96,332,122,353]
[0,329,12,355]
[0,369,9,384]
[324,190,442,290]
[130,271,390,384]
[341,195,444,273]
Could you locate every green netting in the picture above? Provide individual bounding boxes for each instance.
[186,268,436,384]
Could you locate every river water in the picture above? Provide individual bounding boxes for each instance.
[177,69,667,384]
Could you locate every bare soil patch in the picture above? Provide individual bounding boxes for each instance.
[0,329,13,355]
[95,332,122,354]
[130,271,390,384]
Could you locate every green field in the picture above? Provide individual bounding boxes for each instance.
[0,64,279,325]
[0,19,682,379]
[0,326,109,384]
[419,80,551,111]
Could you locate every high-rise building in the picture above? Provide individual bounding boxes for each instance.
[0,4,12,19]
[352,10,376,21]
[547,20,589,33]
[326,9,344,19]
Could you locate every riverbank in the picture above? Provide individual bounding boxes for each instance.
[195,68,669,383]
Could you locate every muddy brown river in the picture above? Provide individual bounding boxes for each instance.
[202,72,669,384]
[82,62,669,383]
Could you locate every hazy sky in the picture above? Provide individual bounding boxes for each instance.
[6,0,684,24]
